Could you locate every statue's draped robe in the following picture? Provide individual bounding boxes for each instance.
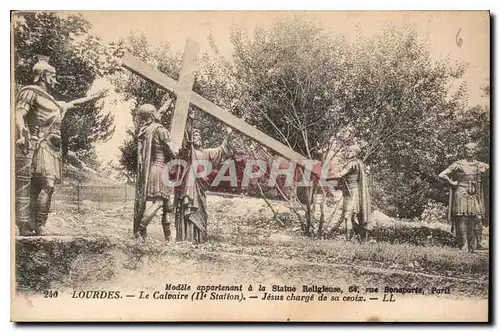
[339,158,371,231]
[134,122,161,233]
[176,139,231,244]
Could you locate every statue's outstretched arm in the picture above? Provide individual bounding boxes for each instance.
[65,89,108,111]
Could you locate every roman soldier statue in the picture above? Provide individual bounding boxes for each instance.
[15,55,107,236]
[133,101,178,241]
[439,142,489,252]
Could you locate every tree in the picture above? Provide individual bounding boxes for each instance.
[114,32,241,179]
[337,29,490,219]
[208,20,488,225]
[114,17,489,234]
[13,12,122,166]
[205,18,355,236]
[112,33,181,178]
[330,27,471,218]
[114,18,351,236]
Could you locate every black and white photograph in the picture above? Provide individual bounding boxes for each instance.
[10,10,490,322]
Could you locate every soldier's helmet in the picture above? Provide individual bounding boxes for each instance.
[32,55,56,83]
[136,103,156,118]
[464,142,478,149]
[137,103,156,115]
[136,104,162,122]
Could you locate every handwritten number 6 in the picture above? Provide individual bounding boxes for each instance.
[456,28,463,47]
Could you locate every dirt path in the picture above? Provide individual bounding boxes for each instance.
[14,244,488,322]
[13,194,489,322]
[15,234,488,299]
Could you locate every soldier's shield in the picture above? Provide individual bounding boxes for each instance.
[15,146,34,235]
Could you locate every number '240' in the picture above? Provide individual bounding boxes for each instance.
[43,290,58,298]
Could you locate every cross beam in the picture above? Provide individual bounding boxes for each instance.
[121,39,322,177]
[169,39,199,151]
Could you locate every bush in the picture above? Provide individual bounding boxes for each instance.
[369,224,455,247]
[421,200,448,223]
[326,222,455,247]
[16,237,112,291]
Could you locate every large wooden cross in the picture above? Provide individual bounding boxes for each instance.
[122,38,322,177]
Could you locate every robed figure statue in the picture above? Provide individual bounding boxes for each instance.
[174,110,233,244]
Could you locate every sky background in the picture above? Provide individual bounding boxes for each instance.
[74,11,490,162]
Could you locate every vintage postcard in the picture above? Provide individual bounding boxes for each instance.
[10,10,490,322]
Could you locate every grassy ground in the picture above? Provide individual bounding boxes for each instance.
[15,193,489,299]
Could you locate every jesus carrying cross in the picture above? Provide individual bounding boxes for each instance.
[122,38,324,244]
[174,110,234,243]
